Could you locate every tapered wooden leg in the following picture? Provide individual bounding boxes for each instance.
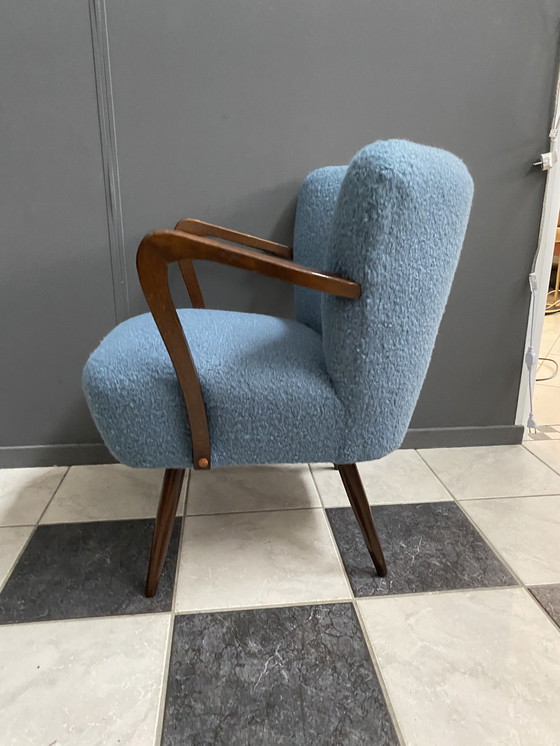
[145,468,185,597]
[334,463,388,577]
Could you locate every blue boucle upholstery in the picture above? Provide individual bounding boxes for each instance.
[83,310,344,468]
[322,140,473,461]
[293,166,347,334]
[83,140,473,469]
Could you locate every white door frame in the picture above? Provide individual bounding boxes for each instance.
[516,68,560,429]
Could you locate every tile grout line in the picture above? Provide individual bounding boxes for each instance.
[4,465,559,743]
[419,454,540,588]
[415,447,560,605]
[415,451,530,589]
[415,449,560,502]
[175,597,352,617]
[146,583,535,618]
[539,325,560,359]
[308,459,455,508]
[153,470,190,746]
[521,441,560,477]
[444,488,559,595]
[303,464,356,603]
[308,462,335,510]
[309,463,406,745]
[352,597,407,746]
[1,584,543,629]
[0,467,70,594]
[0,526,37,595]
[0,610,172,628]
[453,492,560,501]
[520,585,560,636]
[187,503,326,518]
[309,472,358,601]
[3,458,559,740]
[307,464,360,599]
[35,466,71,525]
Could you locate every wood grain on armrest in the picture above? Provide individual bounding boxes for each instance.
[175,218,293,259]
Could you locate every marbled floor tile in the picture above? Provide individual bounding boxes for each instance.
[0,466,67,526]
[175,509,350,612]
[0,518,180,623]
[162,604,398,746]
[186,463,320,515]
[358,588,560,746]
[41,463,169,523]
[0,526,33,590]
[530,584,560,627]
[327,502,515,597]
[418,445,560,499]
[462,495,560,585]
[1,613,170,746]
[311,451,451,508]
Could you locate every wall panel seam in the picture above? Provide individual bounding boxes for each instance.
[89,0,129,322]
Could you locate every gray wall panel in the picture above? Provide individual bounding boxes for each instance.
[1,0,559,461]
[0,1,115,446]
[107,0,558,429]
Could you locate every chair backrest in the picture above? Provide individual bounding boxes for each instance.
[293,165,347,333]
[294,140,473,461]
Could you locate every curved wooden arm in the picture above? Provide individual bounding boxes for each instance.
[175,218,293,259]
[140,230,361,299]
[174,219,293,308]
[136,229,361,470]
[137,242,212,469]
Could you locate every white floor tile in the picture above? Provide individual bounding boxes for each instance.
[533,384,560,427]
[524,427,560,441]
[175,509,350,612]
[311,451,451,508]
[0,613,171,746]
[41,464,170,523]
[186,464,320,515]
[539,313,560,357]
[359,588,560,746]
[524,439,560,474]
[462,495,560,585]
[547,321,560,355]
[418,445,560,499]
[0,467,67,526]
[0,526,33,590]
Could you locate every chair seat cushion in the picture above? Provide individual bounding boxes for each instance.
[83,309,344,468]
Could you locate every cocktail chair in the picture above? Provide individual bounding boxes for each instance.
[83,140,473,597]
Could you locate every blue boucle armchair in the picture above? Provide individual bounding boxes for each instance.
[83,140,473,596]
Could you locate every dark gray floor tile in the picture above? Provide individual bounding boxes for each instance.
[163,603,398,746]
[327,502,516,597]
[530,584,560,627]
[0,519,180,623]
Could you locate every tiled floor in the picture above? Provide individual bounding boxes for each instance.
[1,448,559,745]
[528,310,560,436]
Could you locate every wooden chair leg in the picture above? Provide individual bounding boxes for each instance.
[145,468,185,597]
[334,463,388,577]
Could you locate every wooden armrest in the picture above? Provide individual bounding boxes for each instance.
[175,218,293,259]
[136,229,361,470]
[139,229,360,300]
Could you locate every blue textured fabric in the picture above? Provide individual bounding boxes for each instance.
[83,309,344,468]
[83,139,473,468]
[293,166,347,334]
[322,140,473,461]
